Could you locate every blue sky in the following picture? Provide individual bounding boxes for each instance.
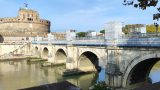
[0,0,158,32]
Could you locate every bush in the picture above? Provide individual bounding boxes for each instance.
[92,81,113,90]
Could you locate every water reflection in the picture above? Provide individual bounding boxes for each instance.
[0,60,160,90]
[0,60,102,90]
[149,61,160,83]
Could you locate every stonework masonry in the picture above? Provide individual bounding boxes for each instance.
[0,8,50,38]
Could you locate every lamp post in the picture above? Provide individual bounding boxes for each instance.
[154,22,159,36]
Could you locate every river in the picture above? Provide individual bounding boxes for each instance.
[149,61,160,83]
[0,60,159,90]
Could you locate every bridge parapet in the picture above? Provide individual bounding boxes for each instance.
[109,37,160,46]
[32,39,105,46]
[32,37,160,47]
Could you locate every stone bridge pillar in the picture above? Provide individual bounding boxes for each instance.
[66,45,78,70]
[106,47,123,88]
[47,44,54,62]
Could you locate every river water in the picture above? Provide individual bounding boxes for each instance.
[0,60,159,90]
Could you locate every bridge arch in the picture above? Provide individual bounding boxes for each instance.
[34,46,38,53]
[78,51,101,72]
[42,47,49,59]
[54,49,67,64]
[122,53,160,87]
[79,49,101,60]
[33,46,39,57]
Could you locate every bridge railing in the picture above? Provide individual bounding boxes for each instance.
[75,36,105,40]
[71,39,105,46]
[122,33,160,38]
[32,40,68,45]
[107,37,160,46]
[32,34,160,47]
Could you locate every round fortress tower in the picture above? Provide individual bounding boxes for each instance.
[0,7,50,37]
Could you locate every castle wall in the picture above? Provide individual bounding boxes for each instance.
[0,22,50,33]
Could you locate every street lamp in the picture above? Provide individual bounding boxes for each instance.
[154,22,159,36]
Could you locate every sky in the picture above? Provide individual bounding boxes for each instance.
[0,0,158,32]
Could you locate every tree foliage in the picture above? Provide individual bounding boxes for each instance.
[100,29,105,34]
[122,24,145,34]
[146,24,160,33]
[76,32,87,37]
[122,24,160,33]
[123,0,160,20]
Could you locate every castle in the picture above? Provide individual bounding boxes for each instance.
[0,6,51,42]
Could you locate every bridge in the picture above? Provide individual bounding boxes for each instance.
[1,22,160,88]
[31,39,107,72]
[25,35,160,88]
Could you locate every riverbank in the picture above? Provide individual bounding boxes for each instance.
[0,57,43,62]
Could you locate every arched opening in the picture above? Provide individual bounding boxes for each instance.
[150,61,160,83]
[35,47,38,51]
[42,47,48,59]
[33,47,39,57]
[34,47,38,55]
[126,58,160,87]
[78,51,101,72]
[55,49,67,64]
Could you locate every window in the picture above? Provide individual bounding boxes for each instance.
[27,18,33,21]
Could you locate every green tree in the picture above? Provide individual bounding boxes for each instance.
[100,29,105,34]
[122,24,145,34]
[76,32,87,37]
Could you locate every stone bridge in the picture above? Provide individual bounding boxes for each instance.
[31,43,107,72]
[28,37,160,88]
[2,36,160,89]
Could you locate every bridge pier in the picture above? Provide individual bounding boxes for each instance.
[106,48,123,88]
[106,74,122,88]
[106,63,123,88]
[66,45,78,70]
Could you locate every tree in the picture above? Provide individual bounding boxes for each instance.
[100,29,105,34]
[123,0,160,20]
[76,32,87,37]
[122,24,145,34]
[146,24,160,33]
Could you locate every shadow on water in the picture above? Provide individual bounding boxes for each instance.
[59,68,105,90]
